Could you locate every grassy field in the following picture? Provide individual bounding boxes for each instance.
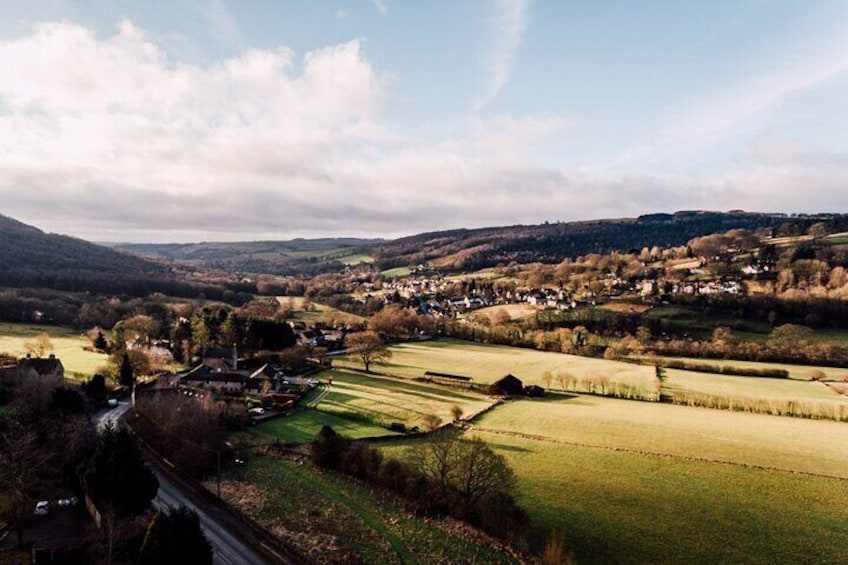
[646,354,848,381]
[339,253,375,266]
[378,395,848,563]
[254,408,396,444]
[473,395,848,477]
[315,368,494,428]
[471,303,540,322]
[664,367,848,410]
[0,323,109,381]
[380,267,412,278]
[467,432,848,564]
[276,296,364,324]
[338,338,657,389]
[216,452,514,564]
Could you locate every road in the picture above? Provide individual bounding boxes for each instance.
[91,401,278,565]
[149,462,270,565]
[91,400,132,432]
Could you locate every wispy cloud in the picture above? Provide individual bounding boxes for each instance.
[371,0,387,16]
[610,28,848,171]
[476,0,529,110]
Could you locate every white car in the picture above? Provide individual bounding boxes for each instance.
[249,407,265,415]
[34,501,50,515]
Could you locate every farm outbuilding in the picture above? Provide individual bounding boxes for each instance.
[489,374,524,396]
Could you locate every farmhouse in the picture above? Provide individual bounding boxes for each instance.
[0,354,65,387]
[182,371,249,393]
[489,374,524,396]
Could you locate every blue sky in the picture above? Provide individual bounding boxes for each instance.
[1,1,846,242]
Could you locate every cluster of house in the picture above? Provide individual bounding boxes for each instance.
[372,276,576,317]
[175,347,322,411]
[0,354,65,387]
[291,324,345,348]
[640,278,743,297]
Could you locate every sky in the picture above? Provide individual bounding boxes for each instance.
[1,0,847,243]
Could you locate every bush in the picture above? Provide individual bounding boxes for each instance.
[310,425,350,470]
[471,490,530,548]
[340,441,383,481]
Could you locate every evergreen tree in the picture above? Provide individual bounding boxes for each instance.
[78,426,158,516]
[93,330,108,352]
[139,505,212,565]
[118,352,135,388]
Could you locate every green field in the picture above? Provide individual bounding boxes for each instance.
[218,453,513,564]
[338,338,656,389]
[339,253,375,266]
[276,296,364,324]
[466,432,848,564]
[473,395,848,478]
[315,368,494,428]
[0,323,108,380]
[664,367,848,410]
[380,266,412,278]
[378,395,848,563]
[647,354,848,381]
[254,408,396,443]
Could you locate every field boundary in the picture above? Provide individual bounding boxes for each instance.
[470,426,848,482]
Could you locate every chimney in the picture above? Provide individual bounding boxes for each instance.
[232,343,238,372]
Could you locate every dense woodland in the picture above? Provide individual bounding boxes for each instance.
[0,215,252,304]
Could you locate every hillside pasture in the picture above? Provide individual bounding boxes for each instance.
[276,296,364,324]
[378,395,848,563]
[469,432,848,564]
[338,338,656,391]
[254,408,395,444]
[0,323,108,380]
[472,395,848,478]
[646,354,848,381]
[218,453,514,564]
[315,368,494,428]
[470,303,540,322]
[664,368,848,413]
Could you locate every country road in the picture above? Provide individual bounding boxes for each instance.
[150,462,270,565]
[91,400,284,565]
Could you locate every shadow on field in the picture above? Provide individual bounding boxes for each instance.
[521,392,581,403]
[479,442,532,453]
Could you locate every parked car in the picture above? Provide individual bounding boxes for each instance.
[107,398,118,407]
[34,501,50,516]
[249,407,265,415]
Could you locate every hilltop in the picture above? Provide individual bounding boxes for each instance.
[0,214,241,300]
[111,211,844,275]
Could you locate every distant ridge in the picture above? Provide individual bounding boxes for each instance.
[109,210,846,275]
[0,213,241,300]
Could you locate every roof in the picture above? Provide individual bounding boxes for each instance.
[183,372,248,384]
[18,356,63,375]
[492,374,522,386]
[202,347,235,359]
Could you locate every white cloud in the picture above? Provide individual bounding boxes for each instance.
[371,0,388,17]
[476,0,529,110]
[611,30,848,170]
[1,19,845,243]
[0,20,576,241]
[335,9,348,20]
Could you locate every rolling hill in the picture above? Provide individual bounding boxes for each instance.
[108,211,847,275]
[112,238,382,276]
[0,214,243,301]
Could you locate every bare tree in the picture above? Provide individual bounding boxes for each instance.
[346,331,392,372]
[421,413,443,432]
[541,371,554,390]
[450,404,464,422]
[0,425,52,546]
[23,332,53,358]
[454,438,515,512]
